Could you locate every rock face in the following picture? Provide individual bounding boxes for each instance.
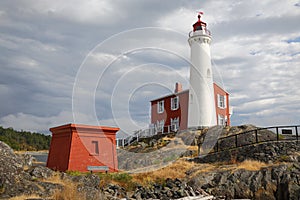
[131,178,211,200]
[0,141,105,199]
[0,141,41,198]
[1,124,300,200]
[118,134,191,172]
[102,178,212,200]
[188,163,300,200]
[0,141,213,200]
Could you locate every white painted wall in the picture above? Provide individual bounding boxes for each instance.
[188,30,217,128]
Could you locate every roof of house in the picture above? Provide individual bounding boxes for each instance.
[150,83,229,103]
[150,89,189,102]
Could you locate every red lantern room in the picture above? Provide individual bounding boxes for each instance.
[193,13,207,32]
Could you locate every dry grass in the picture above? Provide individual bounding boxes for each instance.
[187,159,271,179]
[44,172,86,200]
[235,159,268,171]
[9,194,41,200]
[43,171,65,185]
[187,145,198,151]
[132,159,196,185]
[52,181,85,200]
[191,163,219,177]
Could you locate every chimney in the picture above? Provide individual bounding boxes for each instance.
[174,82,182,93]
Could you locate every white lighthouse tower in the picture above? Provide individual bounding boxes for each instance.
[188,13,217,128]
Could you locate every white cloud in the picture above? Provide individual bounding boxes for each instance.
[21,0,116,24]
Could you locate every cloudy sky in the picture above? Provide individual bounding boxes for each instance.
[0,0,300,136]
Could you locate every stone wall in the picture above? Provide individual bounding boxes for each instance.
[194,140,300,163]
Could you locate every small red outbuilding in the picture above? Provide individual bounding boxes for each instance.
[46,123,119,172]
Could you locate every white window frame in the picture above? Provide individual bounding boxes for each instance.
[157,100,164,113]
[156,120,165,132]
[217,94,226,109]
[218,114,225,125]
[171,96,179,110]
[170,117,179,131]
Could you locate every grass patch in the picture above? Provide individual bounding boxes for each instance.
[52,181,85,200]
[132,159,195,186]
[43,171,64,185]
[9,194,42,200]
[98,172,132,183]
[278,155,290,162]
[235,159,268,171]
[66,170,84,176]
[98,172,137,191]
[44,172,87,200]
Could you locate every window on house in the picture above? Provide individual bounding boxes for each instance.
[171,96,179,110]
[156,120,165,132]
[170,117,179,131]
[218,115,225,125]
[91,141,99,155]
[218,115,227,126]
[157,100,164,113]
[217,94,226,109]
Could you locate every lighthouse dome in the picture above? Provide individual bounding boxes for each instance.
[192,14,207,32]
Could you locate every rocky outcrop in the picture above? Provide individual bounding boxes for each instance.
[102,178,213,200]
[118,134,192,172]
[194,141,300,163]
[0,141,213,200]
[0,141,42,198]
[0,141,105,199]
[131,178,212,200]
[187,163,300,200]
[1,124,300,200]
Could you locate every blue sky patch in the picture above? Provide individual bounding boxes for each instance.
[286,36,300,43]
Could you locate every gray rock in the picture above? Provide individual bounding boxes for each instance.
[21,153,35,167]
[0,141,107,199]
[189,162,300,200]
[29,166,54,179]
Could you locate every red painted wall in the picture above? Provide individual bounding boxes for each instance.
[151,83,230,130]
[214,83,230,125]
[151,90,189,131]
[47,124,119,172]
[46,128,72,171]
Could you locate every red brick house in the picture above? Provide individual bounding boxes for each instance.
[47,124,119,172]
[150,82,230,132]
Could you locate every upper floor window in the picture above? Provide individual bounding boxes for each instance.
[157,100,164,113]
[171,96,179,110]
[217,94,226,109]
